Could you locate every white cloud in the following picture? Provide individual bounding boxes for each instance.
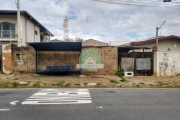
[0,0,180,42]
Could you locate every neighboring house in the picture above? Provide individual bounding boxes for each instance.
[131,35,180,52]
[130,35,180,76]
[0,10,53,46]
[0,10,53,73]
[82,39,108,46]
[110,41,130,46]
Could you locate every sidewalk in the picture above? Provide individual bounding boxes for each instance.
[0,73,180,88]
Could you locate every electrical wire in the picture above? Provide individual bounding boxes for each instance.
[99,0,180,4]
[90,0,180,8]
[161,23,180,28]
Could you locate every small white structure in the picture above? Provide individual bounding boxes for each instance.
[124,71,134,77]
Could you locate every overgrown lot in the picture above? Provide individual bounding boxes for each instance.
[0,73,180,88]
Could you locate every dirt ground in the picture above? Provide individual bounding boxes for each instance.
[0,73,180,88]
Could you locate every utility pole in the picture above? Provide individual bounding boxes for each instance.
[155,20,166,51]
[16,0,21,47]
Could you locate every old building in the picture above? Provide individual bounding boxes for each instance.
[0,10,53,73]
[130,35,180,76]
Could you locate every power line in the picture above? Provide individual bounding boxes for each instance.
[90,0,180,8]
[99,0,180,4]
[161,22,180,28]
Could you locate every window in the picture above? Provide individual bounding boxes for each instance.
[35,30,38,35]
[0,22,15,38]
[16,54,21,60]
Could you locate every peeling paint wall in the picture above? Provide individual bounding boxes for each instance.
[2,44,13,73]
[157,51,180,76]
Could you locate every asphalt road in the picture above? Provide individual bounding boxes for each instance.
[0,88,180,120]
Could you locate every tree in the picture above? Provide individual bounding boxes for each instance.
[75,37,83,42]
[64,38,73,42]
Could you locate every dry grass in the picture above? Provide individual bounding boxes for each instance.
[0,73,180,88]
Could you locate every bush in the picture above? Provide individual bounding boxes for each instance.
[12,82,20,88]
[27,81,32,85]
[33,81,41,87]
[157,81,164,86]
[0,82,10,87]
[120,76,127,82]
[13,78,18,80]
[139,82,145,85]
[116,65,124,77]
[57,80,65,86]
[84,82,88,86]
[43,82,47,86]
[110,80,119,84]
[96,83,102,87]
[74,83,80,86]
[64,82,71,87]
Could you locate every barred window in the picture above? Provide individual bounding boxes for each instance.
[0,22,15,38]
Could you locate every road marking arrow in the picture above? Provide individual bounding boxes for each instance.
[10,101,19,105]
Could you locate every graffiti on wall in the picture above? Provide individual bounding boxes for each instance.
[158,52,180,76]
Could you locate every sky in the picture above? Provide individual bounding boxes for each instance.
[0,0,180,42]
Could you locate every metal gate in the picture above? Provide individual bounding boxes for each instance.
[119,52,153,76]
[0,45,2,71]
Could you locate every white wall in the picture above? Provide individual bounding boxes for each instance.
[156,51,180,76]
[0,15,17,27]
[134,39,180,51]
[0,14,41,46]
[21,15,41,46]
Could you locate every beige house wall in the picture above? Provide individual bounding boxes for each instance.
[0,15,18,43]
[20,15,41,46]
[0,14,41,46]
[134,39,180,51]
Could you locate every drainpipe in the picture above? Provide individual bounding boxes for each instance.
[34,25,35,42]
[25,18,28,44]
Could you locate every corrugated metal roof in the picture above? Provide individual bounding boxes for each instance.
[27,42,82,51]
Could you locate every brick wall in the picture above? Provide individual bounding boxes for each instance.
[2,44,13,73]
[12,45,118,75]
[12,45,35,72]
[81,47,118,75]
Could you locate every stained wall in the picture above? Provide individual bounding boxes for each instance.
[11,45,118,75]
[156,51,180,76]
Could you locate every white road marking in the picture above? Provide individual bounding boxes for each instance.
[0,109,10,111]
[10,101,19,105]
[22,89,92,105]
[97,106,103,109]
